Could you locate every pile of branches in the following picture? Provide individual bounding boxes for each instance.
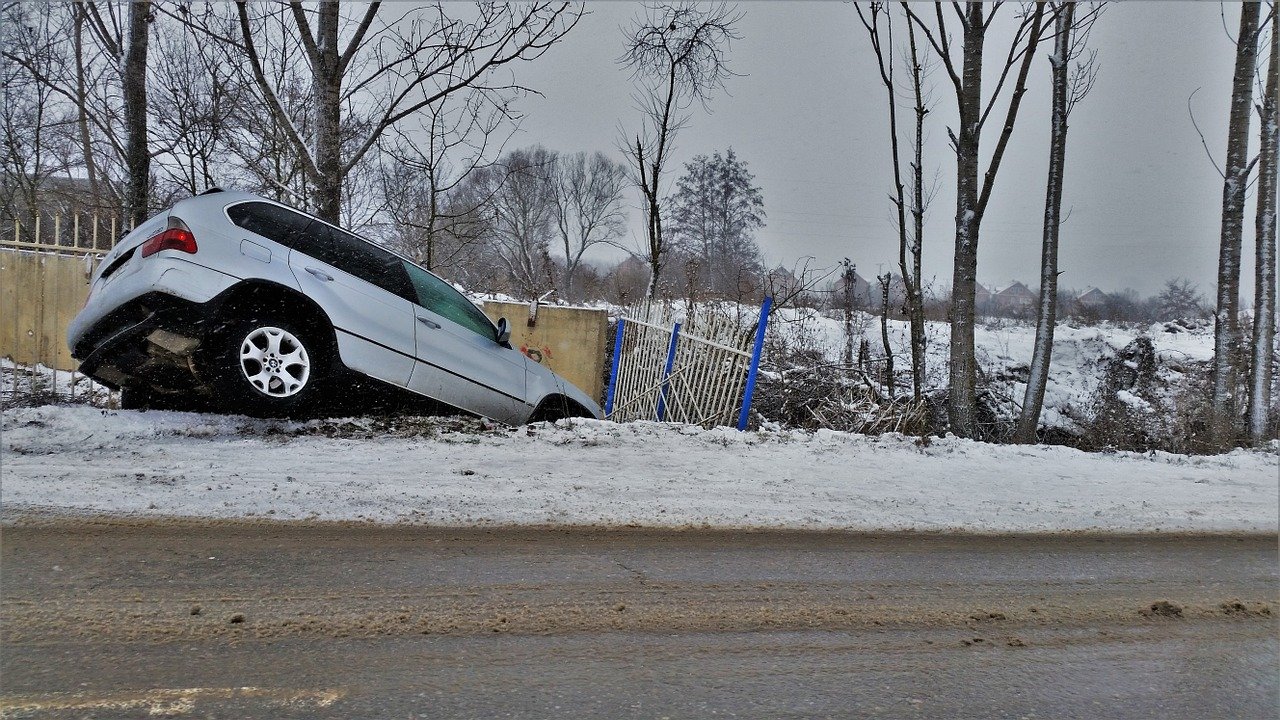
[753,348,937,436]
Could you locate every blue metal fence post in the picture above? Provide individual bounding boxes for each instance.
[736,297,772,430]
[655,322,681,421]
[604,318,626,417]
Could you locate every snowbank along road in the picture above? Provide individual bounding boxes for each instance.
[2,406,1276,532]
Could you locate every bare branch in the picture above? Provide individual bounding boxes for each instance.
[1189,87,1227,178]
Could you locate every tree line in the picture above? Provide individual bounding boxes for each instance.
[854,2,1275,448]
[2,1,1275,447]
[1,1,774,302]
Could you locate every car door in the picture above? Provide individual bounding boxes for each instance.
[287,220,417,387]
[400,260,531,423]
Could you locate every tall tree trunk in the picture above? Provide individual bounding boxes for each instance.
[1016,2,1076,444]
[906,17,928,403]
[842,260,856,368]
[312,3,343,222]
[947,3,986,437]
[73,6,103,210]
[645,190,663,298]
[1248,15,1279,445]
[1212,1,1262,447]
[880,274,895,399]
[122,1,150,226]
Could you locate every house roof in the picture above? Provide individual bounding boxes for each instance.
[996,281,1034,296]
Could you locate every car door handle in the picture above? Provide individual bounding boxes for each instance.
[305,267,333,281]
[417,317,441,329]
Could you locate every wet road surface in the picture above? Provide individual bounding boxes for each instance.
[2,523,1276,718]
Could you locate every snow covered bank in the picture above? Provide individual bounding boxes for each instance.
[2,406,1276,533]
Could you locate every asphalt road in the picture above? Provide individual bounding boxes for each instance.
[1,522,1276,719]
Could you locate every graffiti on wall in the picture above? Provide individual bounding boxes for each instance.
[520,344,554,364]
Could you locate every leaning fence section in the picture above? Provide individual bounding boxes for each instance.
[1,213,123,408]
[606,298,771,430]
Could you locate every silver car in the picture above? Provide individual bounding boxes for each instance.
[67,189,602,423]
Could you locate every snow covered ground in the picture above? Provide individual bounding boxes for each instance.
[2,406,1275,533]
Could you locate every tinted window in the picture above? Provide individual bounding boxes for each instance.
[402,261,496,340]
[227,202,311,248]
[229,201,413,301]
[301,221,413,300]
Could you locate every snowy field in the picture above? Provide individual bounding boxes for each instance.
[2,405,1275,533]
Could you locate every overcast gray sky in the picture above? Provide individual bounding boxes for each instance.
[505,1,1266,299]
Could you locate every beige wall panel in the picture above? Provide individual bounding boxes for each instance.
[481,301,610,404]
[1,249,96,371]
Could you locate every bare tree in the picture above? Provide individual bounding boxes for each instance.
[1152,278,1208,320]
[878,272,895,398]
[3,3,131,216]
[379,87,513,272]
[1211,1,1263,447]
[478,146,559,299]
[0,3,67,223]
[550,151,628,301]
[856,2,936,402]
[148,17,236,199]
[170,2,580,223]
[903,11,935,402]
[904,2,1051,437]
[1016,2,1103,444]
[620,2,742,298]
[1249,9,1279,446]
[839,258,858,368]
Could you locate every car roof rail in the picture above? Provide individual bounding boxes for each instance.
[198,187,224,195]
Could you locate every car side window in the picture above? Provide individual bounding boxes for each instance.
[229,201,413,302]
[227,202,311,249]
[401,261,497,341]
[299,221,413,300]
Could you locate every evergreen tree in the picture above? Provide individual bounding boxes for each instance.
[667,148,766,298]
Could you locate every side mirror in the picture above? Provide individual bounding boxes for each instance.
[496,317,511,345]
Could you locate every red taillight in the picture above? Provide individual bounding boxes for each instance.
[140,218,197,258]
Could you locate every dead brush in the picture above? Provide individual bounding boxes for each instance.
[755,354,935,436]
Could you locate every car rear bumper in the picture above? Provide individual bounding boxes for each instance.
[71,292,215,390]
[68,255,238,356]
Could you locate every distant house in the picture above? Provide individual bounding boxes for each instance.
[974,282,994,309]
[1075,287,1110,308]
[832,265,909,312]
[766,265,801,298]
[992,281,1036,312]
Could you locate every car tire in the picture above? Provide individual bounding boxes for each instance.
[205,315,328,418]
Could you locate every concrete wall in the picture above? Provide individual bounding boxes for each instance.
[1,249,97,371]
[481,301,609,404]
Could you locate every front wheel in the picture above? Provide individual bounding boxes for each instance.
[206,317,328,417]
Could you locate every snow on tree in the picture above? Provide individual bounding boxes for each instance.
[1211,2,1262,447]
[1248,11,1278,446]
[1016,2,1104,444]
